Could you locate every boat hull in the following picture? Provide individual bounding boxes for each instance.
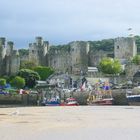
[89,98,114,105]
[127,95,140,105]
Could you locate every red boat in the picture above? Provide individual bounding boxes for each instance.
[61,97,79,106]
[87,95,114,105]
[92,97,114,105]
[87,81,114,105]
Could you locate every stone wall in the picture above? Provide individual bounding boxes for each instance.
[88,50,109,66]
[114,37,137,61]
[29,37,49,66]
[48,49,71,73]
[70,41,89,74]
[0,38,20,76]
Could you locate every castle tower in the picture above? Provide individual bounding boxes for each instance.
[0,37,6,59]
[70,41,90,74]
[114,37,137,63]
[0,37,6,75]
[29,37,49,66]
[6,41,14,56]
[10,50,20,75]
[36,36,43,46]
[5,41,14,75]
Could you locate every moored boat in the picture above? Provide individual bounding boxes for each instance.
[61,97,79,106]
[41,97,60,106]
[87,94,114,105]
[126,89,140,105]
[41,97,79,106]
[87,81,114,105]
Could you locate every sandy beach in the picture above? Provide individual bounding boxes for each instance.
[0,106,140,140]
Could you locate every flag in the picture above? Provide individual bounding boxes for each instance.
[80,82,86,91]
[19,89,23,94]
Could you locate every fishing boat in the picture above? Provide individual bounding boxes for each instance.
[61,97,79,106]
[87,81,114,105]
[41,99,60,106]
[41,97,79,106]
[126,88,140,105]
[41,97,60,106]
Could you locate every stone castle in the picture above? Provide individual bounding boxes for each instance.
[0,36,137,76]
[0,38,20,76]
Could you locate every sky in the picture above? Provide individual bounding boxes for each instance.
[0,0,140,48]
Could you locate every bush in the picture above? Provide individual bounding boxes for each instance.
[17,69,40,88]
[10,76,25,89]
[33,66,54,80]
[0,78,6,87]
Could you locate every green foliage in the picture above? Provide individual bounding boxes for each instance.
[89,39,114,52]
[10,76,25,89]
[99,58,122,75]
[17,69,40,88]
[18,49,29,56]
[49,44,71,54]
[33,66,54,80]
[6,75,15,83]
[20,60,37,69]
[40,36,140,54]
[0,78,6,87]
[132,55,140,65]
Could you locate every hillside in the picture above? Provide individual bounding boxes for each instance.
[18,36,140,54]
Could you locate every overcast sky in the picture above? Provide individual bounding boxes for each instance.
[0,0,140,48]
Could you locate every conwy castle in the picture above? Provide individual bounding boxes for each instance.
[0,36,137,76]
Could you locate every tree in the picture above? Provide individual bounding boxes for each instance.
[99,58,122,75]
[18,49,29,56]
[20,60,37,69]
[33,66,54,80]
[10,76,25,89]
[0,78,6,87]
[17,69,40,88]
[132,55,140,65]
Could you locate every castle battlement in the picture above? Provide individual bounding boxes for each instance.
[0,37,20,76]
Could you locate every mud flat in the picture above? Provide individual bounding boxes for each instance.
[0,106,140,140]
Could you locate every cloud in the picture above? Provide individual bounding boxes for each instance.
[0,0,140,48]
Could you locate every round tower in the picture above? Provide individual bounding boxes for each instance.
[36,37,43,46]
[43,41,49,56]
[6,41,14,56]
[114,37,137,63]
[70,41,89,74]
[0,37,6,59]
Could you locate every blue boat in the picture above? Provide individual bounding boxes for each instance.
[126,89,140,105]
[41,97,60,106]
[126,94,140,105]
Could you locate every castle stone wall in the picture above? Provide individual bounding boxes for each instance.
[0,38,20,76]
[29,37,49,66]
[114,37,137,61]
[70,41,89,74]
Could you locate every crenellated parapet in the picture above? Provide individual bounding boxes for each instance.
[0,37,20,76]
[114,37,137,62]
[6,41,14,56]
[0,37,6,45]
[28,37,50,66]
